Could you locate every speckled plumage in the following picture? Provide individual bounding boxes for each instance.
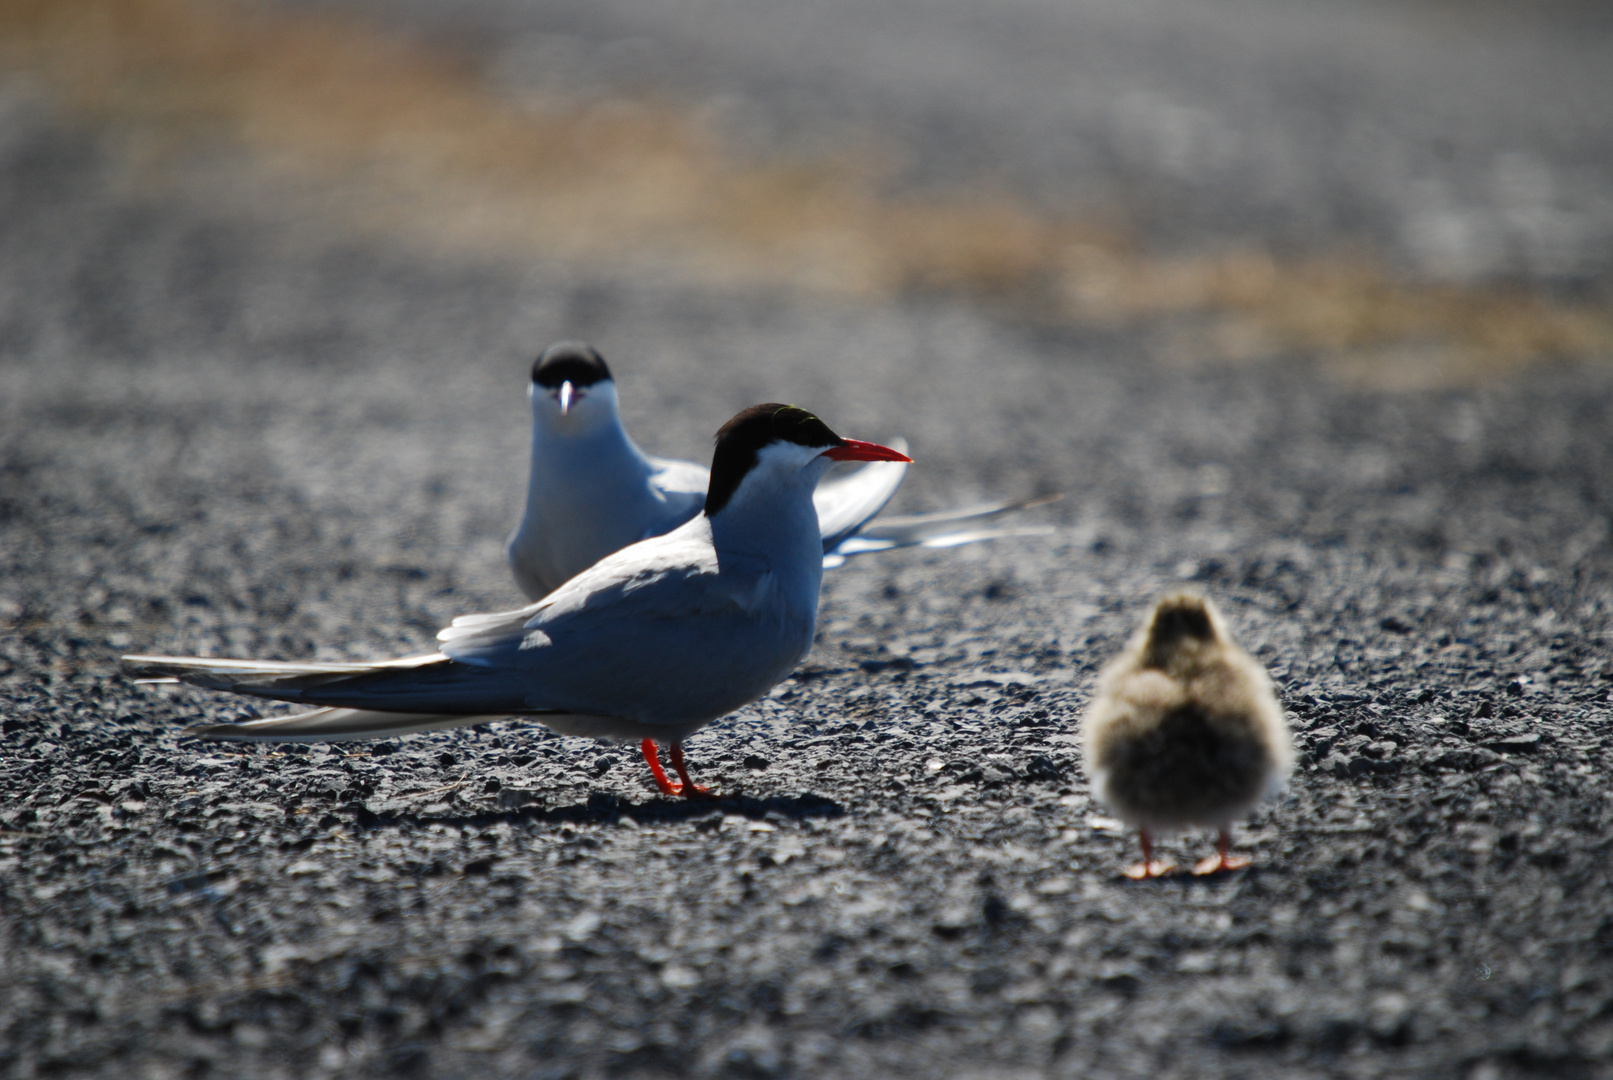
[1082,592,1292,875]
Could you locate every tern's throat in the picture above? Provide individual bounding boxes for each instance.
[510,395,664,596]
[526,401,655,503]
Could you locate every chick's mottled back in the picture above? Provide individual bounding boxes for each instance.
[1082,592,1292,877]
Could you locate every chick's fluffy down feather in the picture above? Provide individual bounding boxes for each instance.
[1082,592,1292,833]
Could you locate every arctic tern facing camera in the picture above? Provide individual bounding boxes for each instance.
[507,341,1055,599]
[125,405,912,798]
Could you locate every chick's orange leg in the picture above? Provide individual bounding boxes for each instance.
[640,738,683,796]
[670,741,715,799]
[1193,828,1252,876]
[1124,828,1176,879]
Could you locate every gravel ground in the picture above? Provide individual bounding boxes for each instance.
[4,89,1613,1080]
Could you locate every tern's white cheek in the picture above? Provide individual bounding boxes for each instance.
[753,440,836,480]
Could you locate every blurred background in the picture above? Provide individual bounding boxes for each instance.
[3,0,1611,387]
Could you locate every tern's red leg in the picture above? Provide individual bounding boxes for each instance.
[640,739,682,797]
[669,741,715,799]
[1192,827,1252,876]
[1124,828,1175,879]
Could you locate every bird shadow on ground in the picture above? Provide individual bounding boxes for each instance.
[345,789,844,833]
[1111,867,1265,891]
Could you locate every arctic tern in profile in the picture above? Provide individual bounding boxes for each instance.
[507,342,1054,599]
[125,405,912,797]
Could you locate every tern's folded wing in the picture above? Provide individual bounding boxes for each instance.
[442,517,775,652]
[437,525,803,725]
[643,455,709,535]
[819,492,1061,566]
[852,492,1061,543]
[440,524,728,655]
[125,651,542,714]
[436,576,799,727]
[646,455,710,501]
[181,708,524,742]
[132,542,806,735]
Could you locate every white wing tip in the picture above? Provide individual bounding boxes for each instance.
[918,524,1058,548]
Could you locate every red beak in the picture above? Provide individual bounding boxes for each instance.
[822,439,914,463]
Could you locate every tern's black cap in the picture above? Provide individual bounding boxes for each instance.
[705,404,844,516]
[531,342,613,389]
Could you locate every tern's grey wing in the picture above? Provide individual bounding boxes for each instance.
[644,455,709,537]
[819,492,1062,565]
[852,492,1061,543]
[130,553,794,733]
[440,522,812,728]
[133,659,622,742]
[123,651,445,694]
[127,651,549,716]
[181,707,524,742]
[509,591,811,729]
[441,522,725,653]
[814,437,910,553]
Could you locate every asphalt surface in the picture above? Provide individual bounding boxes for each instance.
[4,62,1613,1080]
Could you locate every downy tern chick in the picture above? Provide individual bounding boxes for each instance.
[1082,592,1292,877]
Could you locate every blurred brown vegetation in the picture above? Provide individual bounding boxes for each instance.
[3,0,1610,383]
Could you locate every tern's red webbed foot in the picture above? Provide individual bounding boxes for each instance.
[640,739,717,799]
[669,741,716,799]
[640,738,681,796]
